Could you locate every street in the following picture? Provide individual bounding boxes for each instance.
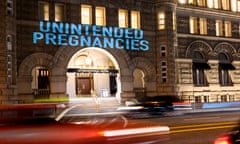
[124,111,240,144]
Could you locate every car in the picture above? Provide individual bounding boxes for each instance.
[0,103,170,144]
[118,95,181,118]
[214,125,240,144]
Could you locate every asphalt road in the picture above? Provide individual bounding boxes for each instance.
[126,111,240,144]
[62,105,240,144]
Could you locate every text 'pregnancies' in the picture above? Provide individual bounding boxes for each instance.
[33,21,149,51]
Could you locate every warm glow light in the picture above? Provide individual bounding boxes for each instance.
[103,126,170,137]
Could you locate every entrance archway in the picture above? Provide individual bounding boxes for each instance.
[66,47,121,102]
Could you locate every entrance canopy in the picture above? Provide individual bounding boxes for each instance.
[67,68,119,74]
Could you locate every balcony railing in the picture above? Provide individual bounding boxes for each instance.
[32,89,50,99]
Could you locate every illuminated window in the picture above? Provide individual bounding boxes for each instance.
[237,0,240,12]
[158,12,165,30]
[81,5,92,24]
[39,2,49,21]
[216,20,223,36]
[213,0,221,9]
[173,12,176,30]
[207,0,214,8]
[200,18,207,35]
[231,0,237,12]
[119,9,128,28]
[198,0,206,6]
[95,7,106,26]
[190,17,198,34]
[131,11,140,29]
[222,0,230,10]
[225,21,232,37]
[55,3,65,22]
[188,0,197,5]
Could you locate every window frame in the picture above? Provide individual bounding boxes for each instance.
[54,3,66,22]
[131,10,141,29]
[190,16,198,34]
[118,9,129,28]
[158,12,165,30]
[95,6,106,26]
[81,4,92,25]
[39,1,50,21]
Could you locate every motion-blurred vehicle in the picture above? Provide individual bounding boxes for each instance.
[0,104,170,144]
[118,95,181,118]
[0,117,107,144]
[214,125,240,144]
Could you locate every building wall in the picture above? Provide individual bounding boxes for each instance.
[15,0,158,103]
[0,0,17,103]
[2,0,240,103]
[176,2,240,102]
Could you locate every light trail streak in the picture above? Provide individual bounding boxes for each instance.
[170,121,238,134]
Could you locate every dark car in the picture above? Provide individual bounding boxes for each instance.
[214,124,240,144]
[118,96,181,118]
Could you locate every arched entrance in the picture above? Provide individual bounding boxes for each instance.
[66,47,121,102]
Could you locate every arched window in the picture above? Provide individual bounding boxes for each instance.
[218,52,234,86]
[192,51,210,86]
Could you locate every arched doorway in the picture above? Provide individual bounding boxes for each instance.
[31,66,50,99]
[66,47,121,102]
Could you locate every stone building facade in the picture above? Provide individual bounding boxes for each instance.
[1,0,240,104]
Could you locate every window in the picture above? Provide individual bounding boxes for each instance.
[158,12,165,30]
[173,12,176,30]
[207,0,214,8]
[216,20,223,36]
[189,0,197,5]
[238,0,240,12]
[95,6,105,26]
[119,9,128,28]
[161,61,167,83]
[218,53,234,86]
[39,2,49,21]
[225,21,232,37]
[200,18,207,35]
[7,35,12,51]
[190,17,198,34]
[221,95,227,102]
[7,0,13,16]
[198,0,206,6]
[81,5,92,24]
[213,0,221,9]
[192,51,209,86]
[7,54,12,85]
[55,3,65,22]
[231,0,237,12]
[195,96,201,103]
[160,46,167,57]
[222,0,230,10]
[203,96,209,102]
[131,11,140,29]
